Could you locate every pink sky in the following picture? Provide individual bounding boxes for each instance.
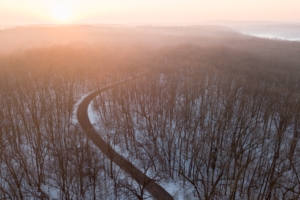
[1,0,300,26]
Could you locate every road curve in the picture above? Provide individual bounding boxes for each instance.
[77,74,174,200]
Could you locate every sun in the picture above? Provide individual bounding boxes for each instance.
[51,4,72,23]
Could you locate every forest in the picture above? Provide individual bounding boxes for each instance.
[0,26,300,199]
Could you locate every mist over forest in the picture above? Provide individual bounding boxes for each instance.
[1,25,300,199]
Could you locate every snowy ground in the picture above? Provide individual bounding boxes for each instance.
[87,100,195,199]
[72,79,196,199]
[243,32,300,41]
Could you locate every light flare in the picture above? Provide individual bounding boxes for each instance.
[51,4,72,23]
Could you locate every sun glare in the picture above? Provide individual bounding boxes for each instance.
[52,4,72,23]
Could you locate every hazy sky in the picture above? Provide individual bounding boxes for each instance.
[1,0,300,25]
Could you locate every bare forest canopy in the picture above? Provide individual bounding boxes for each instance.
[1,25,300,59]
[0,25,240,54]
[1,25,300,199]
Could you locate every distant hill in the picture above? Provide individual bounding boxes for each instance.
[0,25,243,54]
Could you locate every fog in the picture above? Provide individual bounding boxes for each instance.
[205,21,300,41]
[0,25,240,54]
[1,23,300,56]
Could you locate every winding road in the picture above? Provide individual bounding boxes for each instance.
[77,74,174,200]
